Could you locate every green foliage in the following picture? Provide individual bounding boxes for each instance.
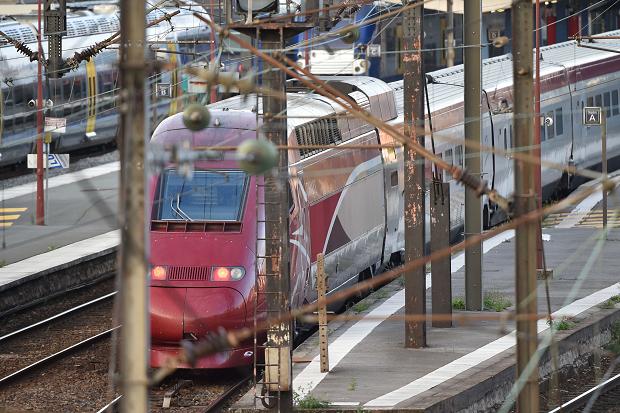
[599,295,620,309]
[47,244,58,252]
[352,301,370,314]
[483,291,512,312]
[604,322,620,355]
[293,390,331,409]
[374,290,389,300]
[0,260,6,268]
[348,377,357,391]
[452,297,465,310]
[554,317,575,331]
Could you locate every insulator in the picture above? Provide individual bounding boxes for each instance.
[237,139,278,176]
[182,104,211,131]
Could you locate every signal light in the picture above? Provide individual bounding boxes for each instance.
[211,266,245,281]
[151,266,167,280]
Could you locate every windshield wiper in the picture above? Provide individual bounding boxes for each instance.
[170,193,193,221]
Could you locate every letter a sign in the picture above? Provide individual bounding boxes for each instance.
[583,107,602,126]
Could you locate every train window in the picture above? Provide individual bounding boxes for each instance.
[613,90,619,116]
[503,128,508,151]
[595,95,602,108]
[157,170,248,222]
[455,145,463,167]
[555,108,563,136]
[604,92,611,118]
[546,111,554,140]
[540,115,546,142]
[587,96,594,107]
[445,149,453,166]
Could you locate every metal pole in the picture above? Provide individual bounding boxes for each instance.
[119,0,148,411]
[316,253,329,373]
[209,0,217,104]
[403,0,426,348]
[262,28,293,411]
[602,111,607,233]
[36,0,45,225]
[535,0,545,273]
[446,0,454,67]
[512,1,539,411]
[464,0,482,311]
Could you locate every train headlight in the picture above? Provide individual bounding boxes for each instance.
[151,265,167,280]
[211,266,246,281]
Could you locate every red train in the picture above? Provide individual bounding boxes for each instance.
[149,32,620,368]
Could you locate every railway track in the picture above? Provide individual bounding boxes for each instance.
[0,289,118,411]
[547,361,620,413]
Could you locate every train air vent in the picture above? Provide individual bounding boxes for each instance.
[0,25,37,45]
[167,266,211,281]
[295,117,342,159]
[151,220,242,232]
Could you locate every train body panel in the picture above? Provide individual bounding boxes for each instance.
[149,32,620,369]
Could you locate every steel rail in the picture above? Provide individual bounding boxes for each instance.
[0,326,119,387]
[0,292,116,343]
[204,375,251,413]
[95,395,122,413]
[548,372,620,412]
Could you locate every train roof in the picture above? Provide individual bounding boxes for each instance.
[392,29,620,117]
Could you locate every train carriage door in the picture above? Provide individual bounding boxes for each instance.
[378,128,400,265]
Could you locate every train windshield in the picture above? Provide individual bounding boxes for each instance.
[156,170,248,222]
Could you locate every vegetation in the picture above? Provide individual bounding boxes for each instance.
[352,301,370,314]
[374,290,389,300]
[0,260,6,268]
[47,244,58,252]
[483,291,512,312]
[600,295,620,309]
[604,322,620,355]
[348,377,357,391]
[554,317,575,331]
[452,297,465,310]
[294,390,331,409]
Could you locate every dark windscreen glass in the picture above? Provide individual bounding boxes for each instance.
[157,170,248,221]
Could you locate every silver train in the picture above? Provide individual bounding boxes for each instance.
[0,3,211,167]
[193,30,620,303]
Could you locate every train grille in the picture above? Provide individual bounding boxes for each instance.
[150,220,242,232]
[166,266,211,281]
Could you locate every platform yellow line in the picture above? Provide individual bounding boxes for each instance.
[0,215,20,221]
[0,208,27,213]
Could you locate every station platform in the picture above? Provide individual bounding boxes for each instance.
[233,184,620,411]
[0,162,119,265]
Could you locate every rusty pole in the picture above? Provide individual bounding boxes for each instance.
[535,0,545,273]
[403,0,426,348]
[36,0,44,225]
[512,1,539,411]
[262,28,293,411]
[118,0,148,411]
[446,0,454,67]
[464,0,482,311]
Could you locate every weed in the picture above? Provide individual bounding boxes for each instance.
[604,322,620,355]
[352,301,370,314]
[293,390,330,409]
[348,377,357,391]
[452,297,465,310]
[397,275,405,288]
[483,291,512,312]
[0,260,6,268]
[600,295,620,309]
[47,244,58,252]
[554,317,575,331]
[374,290,389,300]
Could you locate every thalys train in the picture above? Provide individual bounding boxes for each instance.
[0,2,211,167]
[149,32,620,368]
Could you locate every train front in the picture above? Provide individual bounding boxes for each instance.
[148,110,258,369]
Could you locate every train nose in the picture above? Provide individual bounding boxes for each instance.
[150,287,247,344]
[182,287,247,341]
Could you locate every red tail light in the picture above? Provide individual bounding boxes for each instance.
[211,266,245,281]
[151,266,167,280]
